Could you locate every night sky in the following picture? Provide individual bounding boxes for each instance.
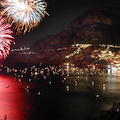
[11,0,120,48]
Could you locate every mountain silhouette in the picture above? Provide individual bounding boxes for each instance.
[5,6,120,65]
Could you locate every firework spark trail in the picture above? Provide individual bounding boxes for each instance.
[0,16,14,60]
[0,0,49,34]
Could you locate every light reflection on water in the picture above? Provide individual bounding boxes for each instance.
[1,74,120,120]
[64,73,120,119]
[0,74,35,120]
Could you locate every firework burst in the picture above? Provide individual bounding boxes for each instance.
[0,0,49,34]
[0,16,14,60]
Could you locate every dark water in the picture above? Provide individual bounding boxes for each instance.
[1,74,120,120]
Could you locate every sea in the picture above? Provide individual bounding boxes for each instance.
[0,68,120,120]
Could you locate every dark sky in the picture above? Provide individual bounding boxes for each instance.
[13,0,120,48]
